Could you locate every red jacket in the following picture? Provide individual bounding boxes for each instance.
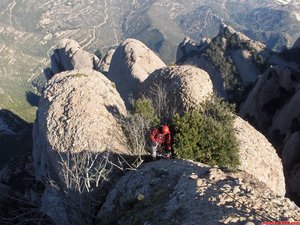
[150,128,172,150]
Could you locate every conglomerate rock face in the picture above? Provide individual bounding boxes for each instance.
[176,36,211,62]
[99,49,115,73]
[239,66,294,133]
[98,160,299,225]
[50,39,100,75]
[271,90,300,142]
[108,38,166,106]
[282,131,300,200]
[239,65,300,201]
[33,69,128,181]
[142,65,213,115]
[234,116,285,196]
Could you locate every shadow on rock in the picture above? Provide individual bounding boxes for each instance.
[42,150,150,225]
[0,109,32,169]
[26,91,40,107]
[97,160,299,225]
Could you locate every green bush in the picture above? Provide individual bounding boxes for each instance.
[173,96,239,168]
[133,98,159,126]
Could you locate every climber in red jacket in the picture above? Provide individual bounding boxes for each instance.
[150,125,172,159]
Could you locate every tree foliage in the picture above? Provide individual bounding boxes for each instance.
[133,98,159,126]
[173,96,239,168]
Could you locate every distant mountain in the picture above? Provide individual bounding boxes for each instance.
[0,0,300,121]
[178,0,300,51]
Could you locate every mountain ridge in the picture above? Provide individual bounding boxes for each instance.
[1,0,300,121]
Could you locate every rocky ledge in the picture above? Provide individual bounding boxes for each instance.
[98,160,300,225]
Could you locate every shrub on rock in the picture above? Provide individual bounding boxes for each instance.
[173,96,239,168]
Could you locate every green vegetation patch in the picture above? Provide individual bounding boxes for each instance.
[173,95,239,169]
[133,98,159,126]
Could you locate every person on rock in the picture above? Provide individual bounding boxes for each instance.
[150,125,172,159]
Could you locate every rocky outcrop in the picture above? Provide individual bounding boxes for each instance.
[274,92,300,201]
[107,38,166,107]
[271,90,300,141]
[219,23,266,52]
[231,49,259,84]
[176,36,211,62]
[99,49,115,73]
[98,160,299,225]
[282,131,300,200]
[33,69,128,181]
[0,109,32,168]
[234,116,285,196]
[239,66,294,132]
[50,39,100,75]
[282,132,300,172]
[141,65,213,115]
[176,23,266,64]
[239,65,300,203]
[176,23,270,102]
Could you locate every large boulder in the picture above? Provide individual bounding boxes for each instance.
[107,38,166,106]
[282,131,300,171]
[239,66,294,132]
[271,89,300,141]
[51,39,100,75]
[141,65,213,115]
[99,49,115,73]
[98,160,299,224]
[234,116,285,196]
[281,129,300,201]
[176,36,211,62]
[33,69,128,181]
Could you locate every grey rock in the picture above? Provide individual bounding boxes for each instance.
[50,39,100,75]
[240,66,294,132]
[33,69,128,182]
[289,162,300,199]
[282,131,300,171]
[41,187,69,225]
[208,167,227,182]
[223,216,232,224]
[234,116,286,196]
[108,38,166,107]
[99,49,115,73]
[271,89,300,141]
[233,186,240,194]
[244,222,255,225]
[176,36,210,62]
[98,160,300,224]
[142,65,213,115]
[189,173,198,180]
